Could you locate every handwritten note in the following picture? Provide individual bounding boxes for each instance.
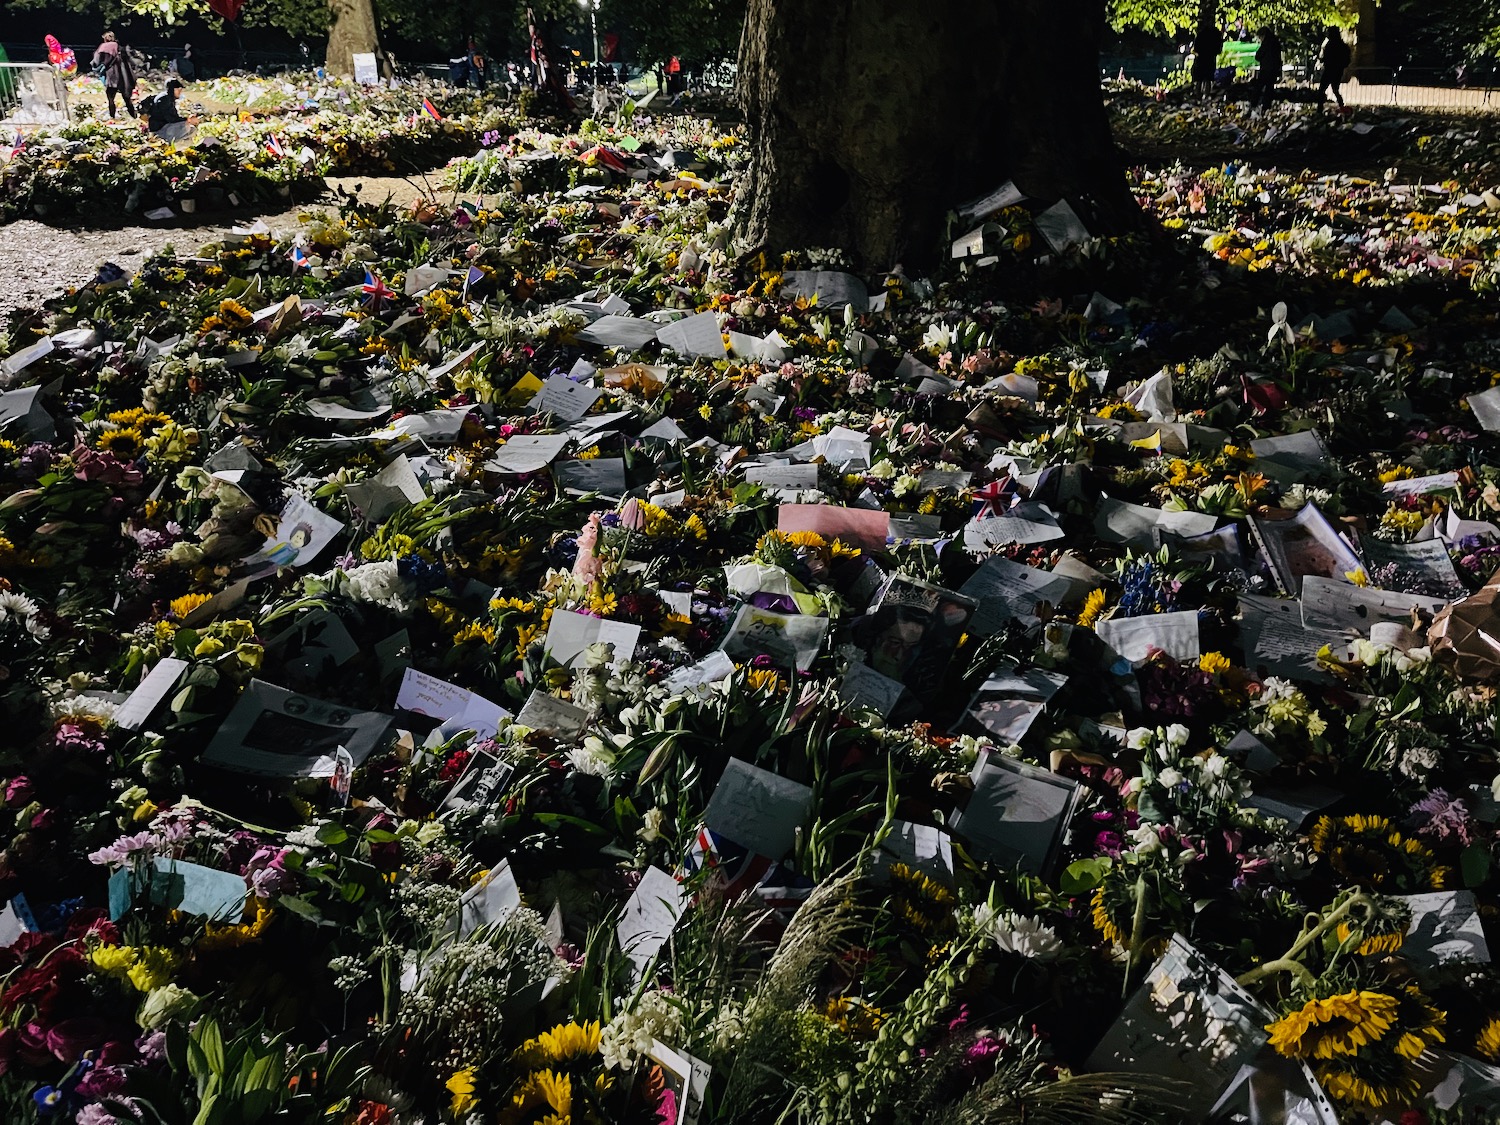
[703,758,813,860]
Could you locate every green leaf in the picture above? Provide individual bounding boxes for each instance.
[190,1091,220,1125]
[275,894,325,923]
[196,1018,226,1079]
[1461,843,1491,888]
[316,822,349,846]
[1060,857,1112,895]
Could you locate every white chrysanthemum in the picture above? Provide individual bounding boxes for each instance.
[988,911,1064,961]
[567,736,617,778]
[343,561,414,613]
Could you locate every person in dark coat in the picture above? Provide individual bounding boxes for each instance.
[1254,28,1282,109]
[91,31,137,120]
[141,78,196,144]
[1317,26,1352,108]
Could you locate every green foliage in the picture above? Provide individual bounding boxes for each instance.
[1109,0,1355,37]
[599,0,746,66]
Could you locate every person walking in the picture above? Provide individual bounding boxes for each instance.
[1254,27,1282,110]
[1317,26,1351,109]
[91,31,137,121]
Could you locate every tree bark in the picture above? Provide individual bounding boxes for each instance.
[326,0,382,77]
[735,0,1134,271]
[1350,0,1377,70]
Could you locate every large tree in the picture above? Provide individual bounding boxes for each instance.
[735,0,1135,270]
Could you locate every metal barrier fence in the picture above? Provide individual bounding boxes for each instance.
[1336,67,1498,109]
[0,62,69,126]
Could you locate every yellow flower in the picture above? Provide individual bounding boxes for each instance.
[194,636,226,659]
[1267,991,1399,1060]
[1077,588,1108,629]
[1091,885,1125,944]
[169,593,212,619]
[1198,651,1230,675]
[698,404,712,420]
[453,621,498,646]
[96,428,145,459]
[446,1068,478,1117]
[744,667,784,694]
[125,946,180,993]
[91,945,139,976]
[507,1070,571,1120]
[512,1021,601,1070]
[1475,1015,1500,1062]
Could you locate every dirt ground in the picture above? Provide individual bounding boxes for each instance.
[0,176,441,329]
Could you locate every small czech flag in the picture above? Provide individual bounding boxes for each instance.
[290,244,309,271]
[265,134,285,159]
[421,97,443,121]
[361,270,395,310]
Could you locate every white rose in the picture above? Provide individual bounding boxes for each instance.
[1157,767,1184,788]
[1165,723,1190,748]
[1127,727,1153,751]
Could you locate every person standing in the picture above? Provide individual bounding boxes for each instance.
[1317,26,1351,109]
[91,31,137,121]
[176,43,196,83]
[1254,27,1282,109]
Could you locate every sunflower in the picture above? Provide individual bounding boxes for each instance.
[446,1068,478,1116]
[512,1021,601,1071]
[96,427,145,458]
[502,1069,571,1123]
[217,298,254,330]
[1308,814,1452,893]
[169,593,212,620]
[1077,588,1108,629]
[1267,990,1399,1060]
[452,621,497,646]
[1475,1015,1500,1063]
[1091,884,1127,945]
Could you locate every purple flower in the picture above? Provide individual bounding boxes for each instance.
[54,723,107,755]
[136,1030,167,1062]
[243,845,293,899]
[1407,789,1477,847]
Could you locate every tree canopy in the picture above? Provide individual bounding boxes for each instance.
[1108,0,1353,37]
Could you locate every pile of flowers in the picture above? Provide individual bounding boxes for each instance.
[3,94,1500,1125]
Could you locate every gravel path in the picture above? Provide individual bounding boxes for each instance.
[0,176,440,331]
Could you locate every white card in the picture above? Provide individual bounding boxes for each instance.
[114,657,190,731]
[702,757,814,860]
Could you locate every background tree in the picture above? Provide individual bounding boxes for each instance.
[1109,0,1355,81]
[597,0,745,72]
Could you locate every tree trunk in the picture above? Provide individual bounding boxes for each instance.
[326,0,382,77]
[735,0,1133,271]
[1350,0,1377,70]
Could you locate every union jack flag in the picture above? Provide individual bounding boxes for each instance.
[289,244,309,271]
[265,134,285,159]
[971,477,1015,519]
[362,271,395,310]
